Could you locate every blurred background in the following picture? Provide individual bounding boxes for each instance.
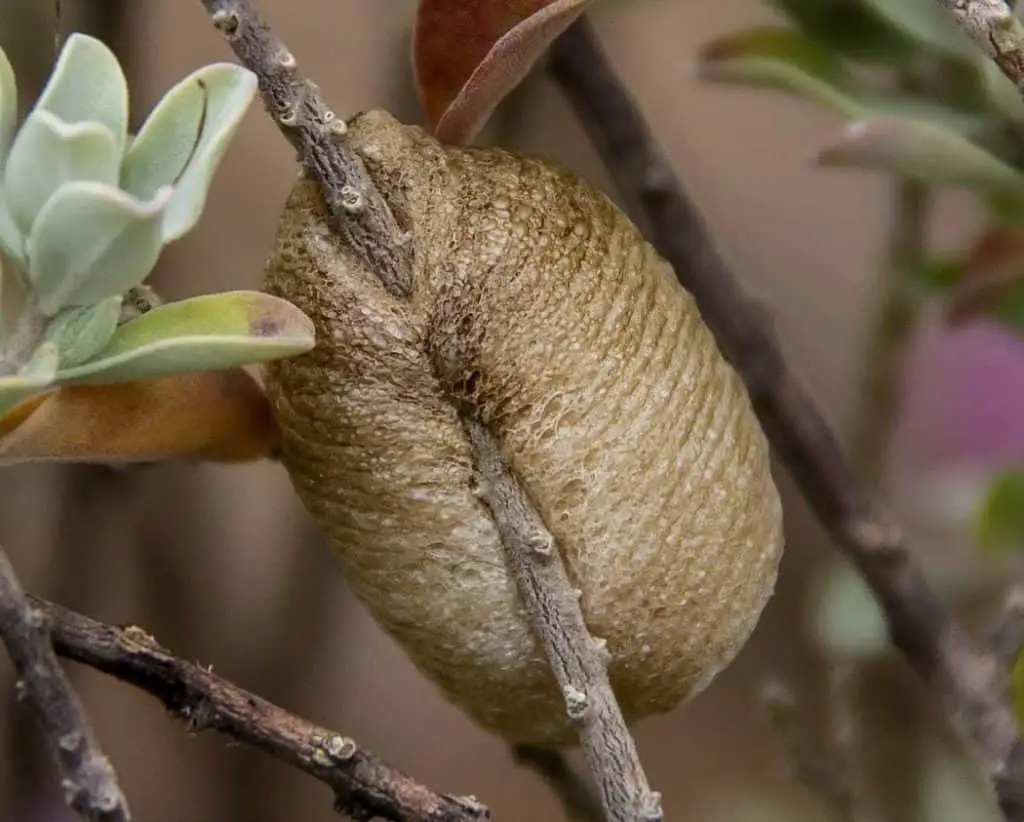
[0,0,1020,820]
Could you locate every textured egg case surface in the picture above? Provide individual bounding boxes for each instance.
[262,110,784,745]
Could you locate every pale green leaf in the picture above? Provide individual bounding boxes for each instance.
[56,291,315,385]
[0,191,23,265]
[697,27,864,118]
[32,33,128,153]
[808,560,888,660]
[43,296,123,369]
[858,0,977,61]
[818,116,1024,195]
[0,44,16,157]
[121,64,257,242]
[26,181,171,315]
[3,111,120,235]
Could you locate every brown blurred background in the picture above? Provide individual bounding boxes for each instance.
[0,1,989,820]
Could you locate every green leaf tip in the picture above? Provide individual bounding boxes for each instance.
[56,290,315,385]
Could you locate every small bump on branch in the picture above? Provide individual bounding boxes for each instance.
[199,0,412,297]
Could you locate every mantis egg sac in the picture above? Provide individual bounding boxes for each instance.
[261,109,785,746]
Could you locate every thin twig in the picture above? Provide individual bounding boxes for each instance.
[0,548,130,822]
[992,585,1024,670]
[512,744,604,822]
[850,179,930,484]
[760,678,870,822]
[30,595,489,822]
[197,0,412,297]
[548,19,1024,822]
[466,419,660,822]
[934,0,1024,95]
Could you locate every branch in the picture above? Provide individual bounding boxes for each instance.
[0,549,130,822]
[197,0,412,297]
[512,744,604,822]
[548,18,1024,821]
[934,0,1024,94]
[992,584,1024,670]
[30,596,489,822]
[466,419,661,822]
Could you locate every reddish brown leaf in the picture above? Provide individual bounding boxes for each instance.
[0,367,278,465]
[413,0,589,145]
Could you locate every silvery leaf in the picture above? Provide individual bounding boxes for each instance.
[0,44,16,158]
[4,111,120,235]
[43,296,123,369]
[121,64,257,242]
[56,291,315,384]
[32,33,128,153]
[0,191,22,264]
[26,181,171,315]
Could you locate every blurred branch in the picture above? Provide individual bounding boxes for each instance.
[992,585,1024,669]
[466,418,661,822]
[850,179,930,484]
[512,745,604,822]
[760,678,871,822]
[548,18,1024,822]
[936,0,1024,93]
[197,0,412,297]
[32,595,489,822]
[0,548,130,822]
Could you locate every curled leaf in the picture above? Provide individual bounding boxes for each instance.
[698,27,863,118]
[56,291,315,385]
[0,368,277,465]
[32,33,128,153]
[413,0,589,145]
[121,63,258,242]
[818,116,1024,195]
[3,112,120,236]
[26,181,172,315]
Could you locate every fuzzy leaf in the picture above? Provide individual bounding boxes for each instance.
[56,291,315,385]
[858,0,977,61]
[121,63,258,242]
[32,33,128,153]
[0,192,22,265]
[818,116,1024,195]
[698,27,865,117]
[976,469,1024,554]
[414,0,589,145]
[0,368,278,465]
[43,296,123,369]
[3,111,121,235]
[0,43,16,156]
[26,182,171,315]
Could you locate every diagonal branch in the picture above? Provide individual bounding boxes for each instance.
[466,418,661,822]
[0,548,130,822]
[548,18,1024,822]
[31,596,489,822]
[197,0,411,297]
